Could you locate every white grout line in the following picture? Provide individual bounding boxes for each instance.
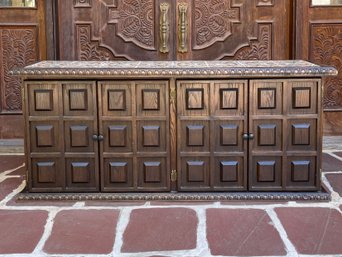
[266,208,299,257]
[0,180,26,207]
[112,208,132,256]
[33,209,59,255]
[195,208,211,256]
[0,163,25,182]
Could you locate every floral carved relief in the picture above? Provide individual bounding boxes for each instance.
[194,0,240,50]
[1,28,37,112]
[311,25,342,109]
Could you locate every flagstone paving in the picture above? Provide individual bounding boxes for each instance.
[0,147,341,257]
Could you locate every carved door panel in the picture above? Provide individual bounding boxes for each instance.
[249,79,321,191]
[98,81,170,192]
[175,0,291,60]
[57,0,291,62]
[295,0,342,134]
[25,81,99,192]
[177,80,248,191]
[0,0,47,138]
[58,0,176,61]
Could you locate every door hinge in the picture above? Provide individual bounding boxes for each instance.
[171,169,177,182]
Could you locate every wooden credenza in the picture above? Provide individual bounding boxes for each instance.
[13,61,337,194]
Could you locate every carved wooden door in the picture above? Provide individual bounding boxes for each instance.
[177,80,248,191]
[57,0,291,61]
[295,0,342,134]
[0,0,47,138]
[98,80,170,192]
[176,0,291,60]
[249,79,321,191]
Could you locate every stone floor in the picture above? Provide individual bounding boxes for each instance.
[0,139,341,257]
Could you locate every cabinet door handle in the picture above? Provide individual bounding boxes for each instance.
[98,135,104,141]
[92,135,98,141]
[159,3,170,53]
[178,3,188,53]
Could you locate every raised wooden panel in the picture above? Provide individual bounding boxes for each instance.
[257,161,276,182]
[65,121,94,152]
[287,119,317,151]
[252,120,282,151]
[220,161,238,182]
[287,80,318,115]
[187,125,204,146]
[137,121,166,152]
[258,124,277,146]
[34,90,53,111]
[108,90,126,111]
[211,81,246,116]
[37,162,56,183]
[66,158,98,191]
[136,82,167,116]
[142,89,160,110]
[137,158,168,190]
[220,88,238,109]
[286,156,317,190]
[291,161,310,182]
[71,162,90,183]
[101,83,132,117]
[102,158,134,190]
[292,124,310,145]
[30,121,60,153]
[212,156,246,190]
[109,125,127,147]
[69,89,88,110]
[180,121,209,152]
[103,121,132,153]
[35,125,54,147]
[292,88,311,108]
[250,157,282,190]
[214,120,244,153]
[110,162,128,183]
[186,88,204,110]
[142,126,160,147]
[27,83,59,116]
[178,82,209,116]
[180,157,210,190]
[70,125,89,147]
[63,82,95,116]
[187,161,205,182]
[31,158,63,191]
[144,162,161,183]
[250,81,283,115]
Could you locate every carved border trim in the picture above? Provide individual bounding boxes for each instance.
[11,67,337,77]
[17,191,330,201]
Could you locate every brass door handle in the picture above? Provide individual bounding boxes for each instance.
[159,3,170,53]
[178,3,188,53]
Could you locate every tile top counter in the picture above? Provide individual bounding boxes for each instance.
[11,60,337,78]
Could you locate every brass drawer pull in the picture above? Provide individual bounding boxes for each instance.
[160,3,170,53]
[178,3,188,53]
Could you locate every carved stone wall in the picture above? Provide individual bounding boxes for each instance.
[0,27,38,113]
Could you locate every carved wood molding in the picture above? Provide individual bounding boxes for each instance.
[193,0,240,50]
[233,24,272,60]
[311,24,342,109]
[0,27,37,113]
[17,191,331,201]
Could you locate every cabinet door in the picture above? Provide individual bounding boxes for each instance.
[249,79,321,191]
[177,80,248,191]
[25,81,99,192]
[98,81,170,192]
